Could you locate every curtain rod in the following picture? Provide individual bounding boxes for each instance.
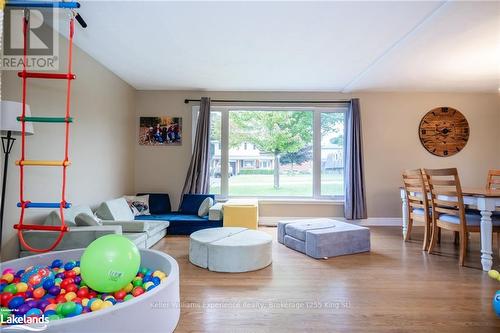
[184,99,350,104]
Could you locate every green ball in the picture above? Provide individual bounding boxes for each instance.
[132,278,143,287]
[55,303,64,315]
[48,314,61,321]
[3,284,17,294]
[80,235,141,293]
[60,302,76,317]
[123,294,134,301]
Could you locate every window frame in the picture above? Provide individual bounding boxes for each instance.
[193,105,347,201]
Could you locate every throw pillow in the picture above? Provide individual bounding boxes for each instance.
[198,197,214,217]
[75,213,102,226]
[123,195,150,216]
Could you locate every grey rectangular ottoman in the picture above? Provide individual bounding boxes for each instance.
[277,218,370,259]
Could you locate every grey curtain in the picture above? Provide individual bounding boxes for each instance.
[182,97,211,195]
[344,98,367,219]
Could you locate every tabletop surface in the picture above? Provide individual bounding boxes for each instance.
[400,187,500,198]
[462,188,500,198]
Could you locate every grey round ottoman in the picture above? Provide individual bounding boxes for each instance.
[189,227,272,272]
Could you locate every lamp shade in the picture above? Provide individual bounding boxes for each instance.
[0,101,34,136]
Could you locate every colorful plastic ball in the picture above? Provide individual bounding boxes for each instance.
[1,273,14,283]
[123,283,133,293]
[74,276,82,285]
[7,296,24,309]
[489,270,500,280]
[90,299,103,311]
[47,314,61,321]
[72,267,81,275]
[33,287,46,299]
[15,282,28,293]
[131,286,144,297]
[60,301,76,317]
[48,285,61,296]
[26,308,43,317]
[2,268,14,275]
[67,303,83,317]
[64,292,77,302]
[101,300,113,309]
[64,262,76,271]
[15,269,25,277]
[16,303,31,316]
[55,273,65,279]
[45,303,57,312]
[3,283,17,294]
[42,278,55,290]
[114,290,126,300]
[123,294,134,301]
[493,291,500,317]
[1,292,14,307]
[44,310,56,316]
[152,277,161,286]
[25,299,38,308]
[51,259,63,269]
[81,298,90,307]
[143,281,154,290]
[132,277,143,287]
[80,235,141,293]
[55,295,67,304]
[82,306,90,313]
[76,288,89,299]
[37,299,51,311]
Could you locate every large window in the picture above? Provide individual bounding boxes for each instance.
[197,106,346,199]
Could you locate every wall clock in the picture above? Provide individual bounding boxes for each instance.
[419,107,469,157]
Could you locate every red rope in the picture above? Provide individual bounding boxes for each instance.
[17,15,75,253]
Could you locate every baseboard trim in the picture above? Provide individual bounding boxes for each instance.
[259,216,417,227]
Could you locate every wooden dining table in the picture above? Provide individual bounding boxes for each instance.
[400,187,500,271]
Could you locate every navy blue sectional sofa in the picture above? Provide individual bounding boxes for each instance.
[134,193,223,235]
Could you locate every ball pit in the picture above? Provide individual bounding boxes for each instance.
[0,249,179,333]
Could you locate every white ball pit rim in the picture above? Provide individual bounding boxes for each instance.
[0,248,180,333]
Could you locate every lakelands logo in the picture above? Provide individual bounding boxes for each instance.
[1,314,49,331]
[2,7,59,70]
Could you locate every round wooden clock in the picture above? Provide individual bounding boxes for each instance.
[419,107,469,157]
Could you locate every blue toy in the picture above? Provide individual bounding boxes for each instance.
[493,291,500,317]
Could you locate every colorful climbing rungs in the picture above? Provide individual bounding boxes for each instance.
[18,72,76,80]
[14,224,69,232]
[17,116,73,123]
[6,1,80,9]
[17,202,72,209]
[16,160,71,167]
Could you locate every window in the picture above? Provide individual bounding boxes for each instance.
[196,106,346,199]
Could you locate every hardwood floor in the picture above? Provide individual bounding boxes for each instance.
[153,227,500,333]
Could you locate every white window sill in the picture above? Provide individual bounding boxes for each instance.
[216,197,344,205]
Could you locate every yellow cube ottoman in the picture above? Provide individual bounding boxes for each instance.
[223,199,259,230]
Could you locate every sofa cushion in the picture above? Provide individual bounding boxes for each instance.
[75,213,102,226]
[137,193,171,214]
[95,198,135,221]
[284,219,337,241]
[44,205,93,227]
[179,194,215,215]
[198,197,214,217]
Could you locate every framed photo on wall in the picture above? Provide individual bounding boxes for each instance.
[139,116,182,146]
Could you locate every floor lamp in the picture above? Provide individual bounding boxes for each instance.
[1,101,34,248]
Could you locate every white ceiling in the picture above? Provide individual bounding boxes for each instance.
[59,1,499,92]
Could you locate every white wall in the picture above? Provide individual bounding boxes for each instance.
[1,32,136,260]
[135,91,500,217]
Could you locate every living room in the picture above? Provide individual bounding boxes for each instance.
[0,1,499,332]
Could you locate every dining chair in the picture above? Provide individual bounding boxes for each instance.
[402,169,431,250]
[487,169,500,190]
[425,168,500,266]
